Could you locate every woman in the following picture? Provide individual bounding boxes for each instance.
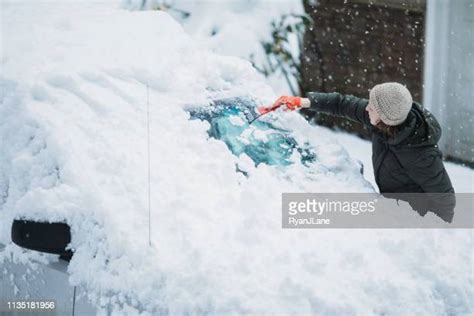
[272,82,455,223]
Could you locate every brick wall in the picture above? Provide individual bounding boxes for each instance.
[300,0,426,137]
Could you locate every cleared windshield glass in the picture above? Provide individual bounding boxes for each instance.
[188,97,316,167]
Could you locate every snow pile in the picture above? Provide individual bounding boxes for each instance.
[1,2,472,315]
[126,0,305,94]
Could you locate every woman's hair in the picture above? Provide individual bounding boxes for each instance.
[375,121,399,138]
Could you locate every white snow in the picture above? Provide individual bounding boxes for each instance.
[228,115,245,127]
[133,0,305,95]
[1,2,473,315]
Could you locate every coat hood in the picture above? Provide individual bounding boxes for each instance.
[383,102,442,147]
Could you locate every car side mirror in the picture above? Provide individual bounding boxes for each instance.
[11,220,73,261]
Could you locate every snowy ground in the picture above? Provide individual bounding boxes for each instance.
[1,2,473,315]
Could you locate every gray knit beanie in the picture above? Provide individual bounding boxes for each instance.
[369,82,413,126]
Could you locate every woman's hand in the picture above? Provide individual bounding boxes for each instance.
[272,96,311,111]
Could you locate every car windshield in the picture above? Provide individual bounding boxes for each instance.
[188,97,316,167]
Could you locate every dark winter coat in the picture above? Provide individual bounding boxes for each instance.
[306,92,456,222]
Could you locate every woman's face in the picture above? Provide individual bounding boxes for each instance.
[366,101,381,126]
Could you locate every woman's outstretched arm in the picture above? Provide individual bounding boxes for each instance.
[304,92,372,127]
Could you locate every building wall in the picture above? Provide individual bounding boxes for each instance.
[423,0,474,164]
[301,0,425,137]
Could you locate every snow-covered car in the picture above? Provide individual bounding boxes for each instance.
[1,93,369,314]
[3,2,470,316]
